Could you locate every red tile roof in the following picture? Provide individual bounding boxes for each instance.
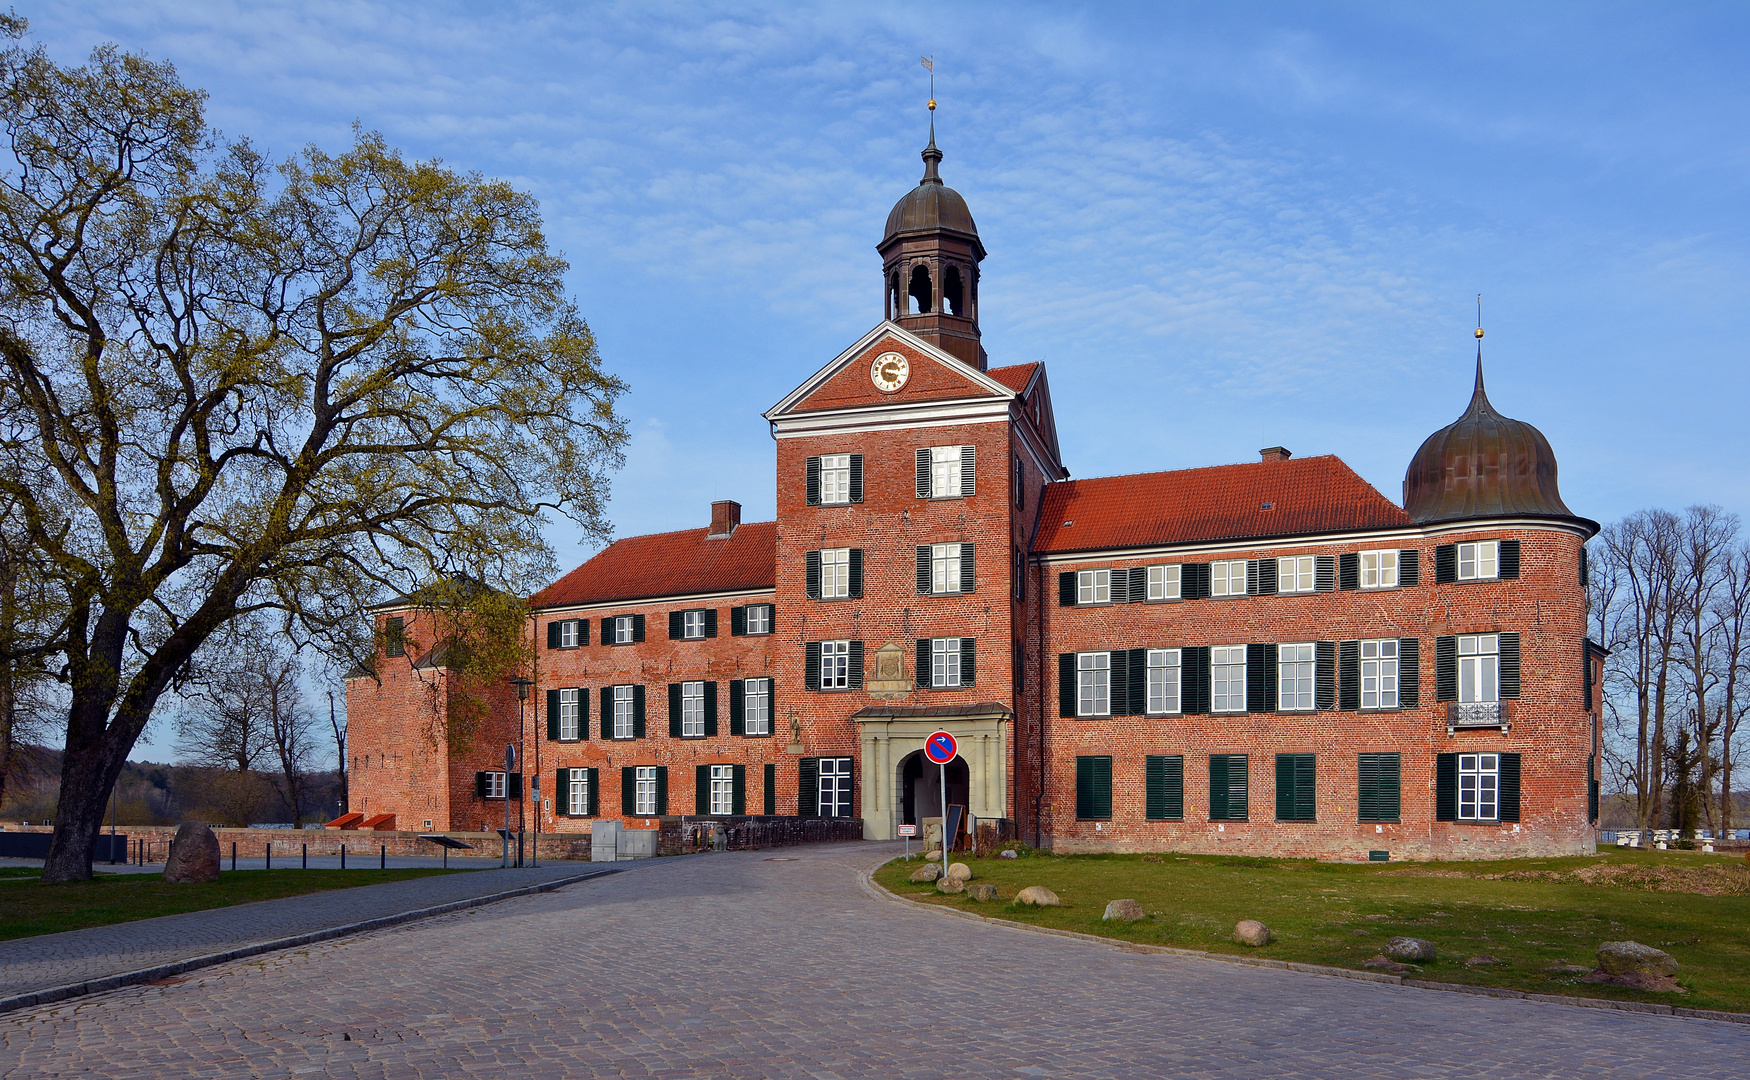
[1034,456,1412,554]
[531,521,776,609]
[987,362,1038,394]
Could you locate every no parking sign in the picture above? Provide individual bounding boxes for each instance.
[925,730,957,764]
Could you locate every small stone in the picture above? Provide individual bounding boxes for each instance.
[1596,941,1679,977]
[998,849,1019,859]
[969,883,998,902]
[908,863,942,883]
[1363,954,1414,973]
[1546,963,1591,975]
[1015,885,1061,906]
[936,876,965,895]
[1382,937,1437,963]
[924,849,943,861]
[1233,920,1273,946]
[162,821,221,883]
[1351,929,1370,937]
[1103,899,1145,922]
[1140,854,1163,864]
[1465,955,1505,967]
[946,862,973,882]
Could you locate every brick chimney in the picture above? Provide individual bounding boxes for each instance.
[1259,446,1293,464]
[707,499,741,539]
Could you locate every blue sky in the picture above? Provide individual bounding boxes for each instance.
[29,3,1747,760]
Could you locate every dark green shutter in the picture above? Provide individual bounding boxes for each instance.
[633,684,646,738]
[547,621,561,649]
[704,609,717,637]
[475,771,488,798]
[1338,641,1361,711]
[805,550,821,599]
[1059,654,1077,716]
[1259,558,1278,595]
[669,683,683,737]
[547,689,561,740]
[1435,544,1457,583]
[654,766,668,815]
[1315,555,1336,592]
[1399,639,1420,707]
[600,617,612,645]
[848,640,864,689]
[1338,552,1359,590]
[805,455,821,505]
[1498,540,1521,579]
[557,769,570,816]
[600,687,612,739]
[805,642,821,690]
[1181,646,1210,714]
[763,763,776,816]
[916,448,932,498]
[1498,753,1522,822]
[1110,649,1130,716]
[1582,640,1593,710]
[1146,755,1183,821]
[1587,754,1599,824]
[704,681,718,736]
[1357,754,1377,822]
[632,614,645,642]
[1227,755,1249,820]
[732,764,746,814]
[1435,753,1458,821]
[1209,755,1229,820]
[918,639,933,688]
[729,679,744,736]
[961,637,976,686]
[1400,549,1420,587]
[1246,643,1270,713]
[1059,571,1076,606]
[1435,636,1458,701]
[1075,756,1112,820]
[848,548,863,597]
[696,765,710,814]
[1274,754,1314,821]
[586,768,599,817]
[1358,753,1400,822]
[1499,632,1521,698]
[799,758,819,817]
[731,605,746,636]
[1246,559,1258,594]
[918,547,933,594]
[1579,545,1588,588]
[1127,648,1148,716]
[669,611,683,639]
[961,543,975,593]
[961,445,976,496]
[1315,641,1336,711]
[1182,563,1209,599]
[621,766,635,816]
[849,454,863,502]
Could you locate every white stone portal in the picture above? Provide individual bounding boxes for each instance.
[852,708,1011,841]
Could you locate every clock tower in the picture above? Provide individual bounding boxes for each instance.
[879,115,987,371]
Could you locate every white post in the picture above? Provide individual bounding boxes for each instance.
[940,761,950,881]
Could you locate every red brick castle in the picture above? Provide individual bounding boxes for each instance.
[347,124,1602,859]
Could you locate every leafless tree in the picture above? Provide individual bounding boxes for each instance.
[177,621,313,821]
[328,691,347,816]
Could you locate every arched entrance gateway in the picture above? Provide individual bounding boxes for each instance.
[851,702,1012,841]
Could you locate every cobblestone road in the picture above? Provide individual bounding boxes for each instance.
[2,842,1743,1078]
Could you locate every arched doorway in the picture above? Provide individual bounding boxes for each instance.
[899,749,969,827]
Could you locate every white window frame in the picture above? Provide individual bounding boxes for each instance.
[1146,648,1181,715]
[820,640,850,690]
[679,681,706,737]
[567,769,589,816]
[1146,565,1181,601]
[930,445,963,499]
[819,453,852,505]
[1360,549,1399,590]
[1458,753,1499,821]
[709,764,735,815]
[1360,639,1399,710]
[931,543,963,595]
[818,757,854,818]
[483,771,508,799]
[1211,645,1248,713]
[1210,560,1248,598]
[614,615,634,644]
[1077,569,1110,605]
[1077,651,1110,717]
[682,609,706,639]
[557,688,581,741]
[1277,643,1315,712]
[633,766,658,816]
[744,604,772,635]
[1277,555,1316,595]
[820,548,851,599]
[932,637,963,688]
[1457,541,1499,581]
[1458,634,1500,703]
[613,685,635,740]
[558,620,579,648]
[743,677,771,736]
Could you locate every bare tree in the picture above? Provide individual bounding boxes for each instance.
[328,691,346,816]
[1714,544,1750,835]
[1672,506,1737,833]
[178,620,312,821]
[1597,510,1684,829]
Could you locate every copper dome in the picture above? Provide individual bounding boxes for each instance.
[1402,361,1577,525]
[881,128,985,257]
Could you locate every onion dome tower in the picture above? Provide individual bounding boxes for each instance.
[1402,322,1578,525]
[879,101,987,370]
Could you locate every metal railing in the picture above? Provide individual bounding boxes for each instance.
[660,815,864,855]
[1447,700,1509,727]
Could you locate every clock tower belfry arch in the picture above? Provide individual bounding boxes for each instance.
[879,112,988,371]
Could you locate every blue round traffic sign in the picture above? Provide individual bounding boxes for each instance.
[924,730,958,765]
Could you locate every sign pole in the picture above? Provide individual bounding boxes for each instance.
[923,729,958,881]
[940,760,949,880]
[503,743,516,868]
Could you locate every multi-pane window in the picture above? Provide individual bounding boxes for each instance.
[1147,565,1181,601]
[1360,550,1399,589]
[483,771,507,799]
[820,640,850,690]
[1458,541,1499,581]
[709,764,735,815]
[614,615,634,644]
[932,638,963,688]
[1278,643,1316,711]
[818,757,854,818]
[1147,648,1181,714]
[931,446,963,498]
[1458,753,1499,820]
[1458,634,1499,703]
[558,688,581,741]
[932,543,962,594]
[680,681,705,737]
[1077,569,1110,604]
[567,769,589,816]
[1277,555,1316,594]
[683,610,706,639]
[819,454,852,505]
[613,685,636,739]
[743,677,771,736]
[820,548,851,599]
[1077,652,1110,716]
[744,605,772,635]
[1212,646,1247,712]
[633,766,658,816]
[557,620,580,648]
[1210,560,1247,597]
[1360,639,1399,709]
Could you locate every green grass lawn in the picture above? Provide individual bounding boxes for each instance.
[0,868,471,941]
[874,847,1750,1013]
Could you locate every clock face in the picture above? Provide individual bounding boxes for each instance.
[871,351,910,393]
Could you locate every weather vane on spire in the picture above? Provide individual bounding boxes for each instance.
[921,55,935,111]
[1475,293,1484,340]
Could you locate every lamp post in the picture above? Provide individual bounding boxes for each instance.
[502,743,516,867]
[511,676,535,868]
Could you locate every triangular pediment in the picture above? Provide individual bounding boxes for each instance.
[765,323,1017,419]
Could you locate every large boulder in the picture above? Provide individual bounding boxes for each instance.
[909,863,942,883]
[1383,937,1437,963]
[936,875,965,895]
[1596,941,1678,977]
[969,883,998,902]
[1103,899,1145,922]
[162,821,221,883]
[1015,885,1061,906]
[1233,920,1273,946]
[946,862,973,882]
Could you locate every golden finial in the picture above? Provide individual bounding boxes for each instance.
[922,55,935,111]
[1475,293,1484,339]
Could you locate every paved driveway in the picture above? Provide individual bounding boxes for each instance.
[1,842,1743,1078]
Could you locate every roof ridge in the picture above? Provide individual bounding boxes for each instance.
[1062,454,1346,487]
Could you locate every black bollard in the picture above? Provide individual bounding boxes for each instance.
[302,843,307,869]
[266,843,271,871]
[231,841,237,871]
[341,844,346,870]
[380,843,386,870]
